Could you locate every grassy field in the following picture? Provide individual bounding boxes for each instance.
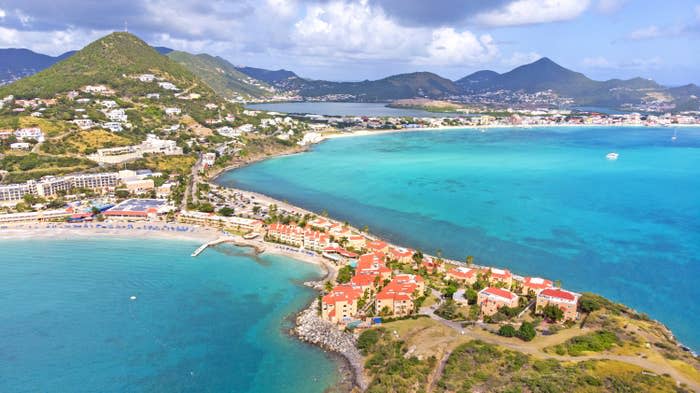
[438,340,691,393]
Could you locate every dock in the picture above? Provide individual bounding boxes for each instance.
[191,236,265,257]
[191,237,232,257]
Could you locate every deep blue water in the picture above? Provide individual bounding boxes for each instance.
[246,102,464,117]
[218,126,700,350]
[0,238,339,392]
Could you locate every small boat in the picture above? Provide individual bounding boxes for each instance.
[130,295,137,301]
[671,129,677,141]
[606,152,619,160]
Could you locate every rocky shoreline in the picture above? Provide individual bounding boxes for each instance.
[293,299,368,391]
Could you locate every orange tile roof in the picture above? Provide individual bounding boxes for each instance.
[480,287,517,301]
[539,288,578,302]
[524,277,553,290]
[322,285,363,305]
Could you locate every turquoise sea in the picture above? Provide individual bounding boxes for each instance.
[219,126,700,350]
[0,238,339,392]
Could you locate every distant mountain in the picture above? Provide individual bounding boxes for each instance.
[153,46,174,55]
[235,67,298,84]
[668,84,700,111]
[456,57,667,107]
[278,71,461,101]
[0,48,75,85]
[168,51,274,99]
[0,32,213,99]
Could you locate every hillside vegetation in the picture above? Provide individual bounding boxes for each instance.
[167,51,273,99]
[0,33,212,99]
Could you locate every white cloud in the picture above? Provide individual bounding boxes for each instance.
[417,28,498,66]
[628,25,662,40]
[0,26,110,55]
[0,8,6,19]
[292,1,498,66]
[503,51,542,67]
[475,0,590,27]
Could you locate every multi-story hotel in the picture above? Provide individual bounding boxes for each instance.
[0,172,120,205]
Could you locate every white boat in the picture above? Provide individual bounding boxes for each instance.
[606,152,619,160]
[672,129,677,141]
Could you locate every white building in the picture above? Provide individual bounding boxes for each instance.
[102,122,123,133]
[15,127,45,142]
[139,74,155,82]
[146,93,160,100]
[202,152,216,167]
[101,100,118,109]
[106,109,127,122]
[10,142,31,150]
[158,82,178,90]
[73,119,95,130]
[164,107,181,116]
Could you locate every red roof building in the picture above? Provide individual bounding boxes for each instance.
[388,247,414,263]
[536,288,580,321]
[365,240,389,253]
[446,267,479,285]
[522,277,554,295]
[477,287,519,316]
[321,285,364,324]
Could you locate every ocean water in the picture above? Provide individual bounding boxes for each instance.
[219,126,700,350]
[246,102,463,117]
[0,238,339,392]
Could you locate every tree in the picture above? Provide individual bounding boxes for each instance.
[198,203,215,213]
[324,281,334,292]
[542,304,564,322]
[337,265,354,283]
[466,255,474,266]
[516,321,536,342]
[498,324,517,337]
[252,205,261,214]
[579,295,601,313]
[218,207,234,216]
[444,281,458,298]
[464,288,478,305]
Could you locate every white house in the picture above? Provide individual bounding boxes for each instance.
[158,82,178,91]
[139,74,155,82]
[10,142,31,150]
[73,119,95,130]
[164,107,181,116]
[15,127,45,142]
[102,122,124,133]
[107,109,127,122]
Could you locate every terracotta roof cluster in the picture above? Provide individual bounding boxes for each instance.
[447,266,478,279]
[539,288,578,302]
[480,286,517,301]
[322,285,363,305]
[366,240,389,252]
[524,276,554,290]
[323,246,358,258]
[377,277,421,301]
[389,247,414,260]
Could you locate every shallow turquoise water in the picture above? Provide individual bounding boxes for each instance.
[0,238,339,392]
[219,126,700,350]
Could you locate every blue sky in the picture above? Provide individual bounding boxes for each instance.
[0,0,698,85]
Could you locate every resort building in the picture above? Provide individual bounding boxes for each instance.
[356,252,392,281]
[179,210,263,233]
[376,276,424,317]
[477,287,519,317]
[365,240,389,253]
[485,267,513,287]
[0,172,119,205]
[388,247,414,263]
[122,178,155,195]
[322,246,358,265]
[446,266,479,285]
[350,273,379,292]
[422,257,443,274]
[393,274,425,295]
[103,199,173,221]
[321,285,363,324]
[346,235,366,249]
[536,288,581,321]
[0,209,72,224]
[88,134,183,164]
[267,223,305,246]
[522,277,554,295]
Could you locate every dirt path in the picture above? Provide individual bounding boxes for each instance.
[424,311,700,392]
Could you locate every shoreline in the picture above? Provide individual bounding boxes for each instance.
[209,125,699,364]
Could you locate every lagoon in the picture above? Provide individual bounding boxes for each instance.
[246,102,463,117]
[0,238,339,392]
[218,126,700,350]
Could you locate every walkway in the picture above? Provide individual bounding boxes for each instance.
[419,306,700,392]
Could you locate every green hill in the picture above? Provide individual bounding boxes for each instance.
[0,32,212,99]
[294,72,461,101]
[167,51,273,99]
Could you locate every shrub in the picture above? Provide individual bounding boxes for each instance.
[498,324,517,337]
[516,322,537,342]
